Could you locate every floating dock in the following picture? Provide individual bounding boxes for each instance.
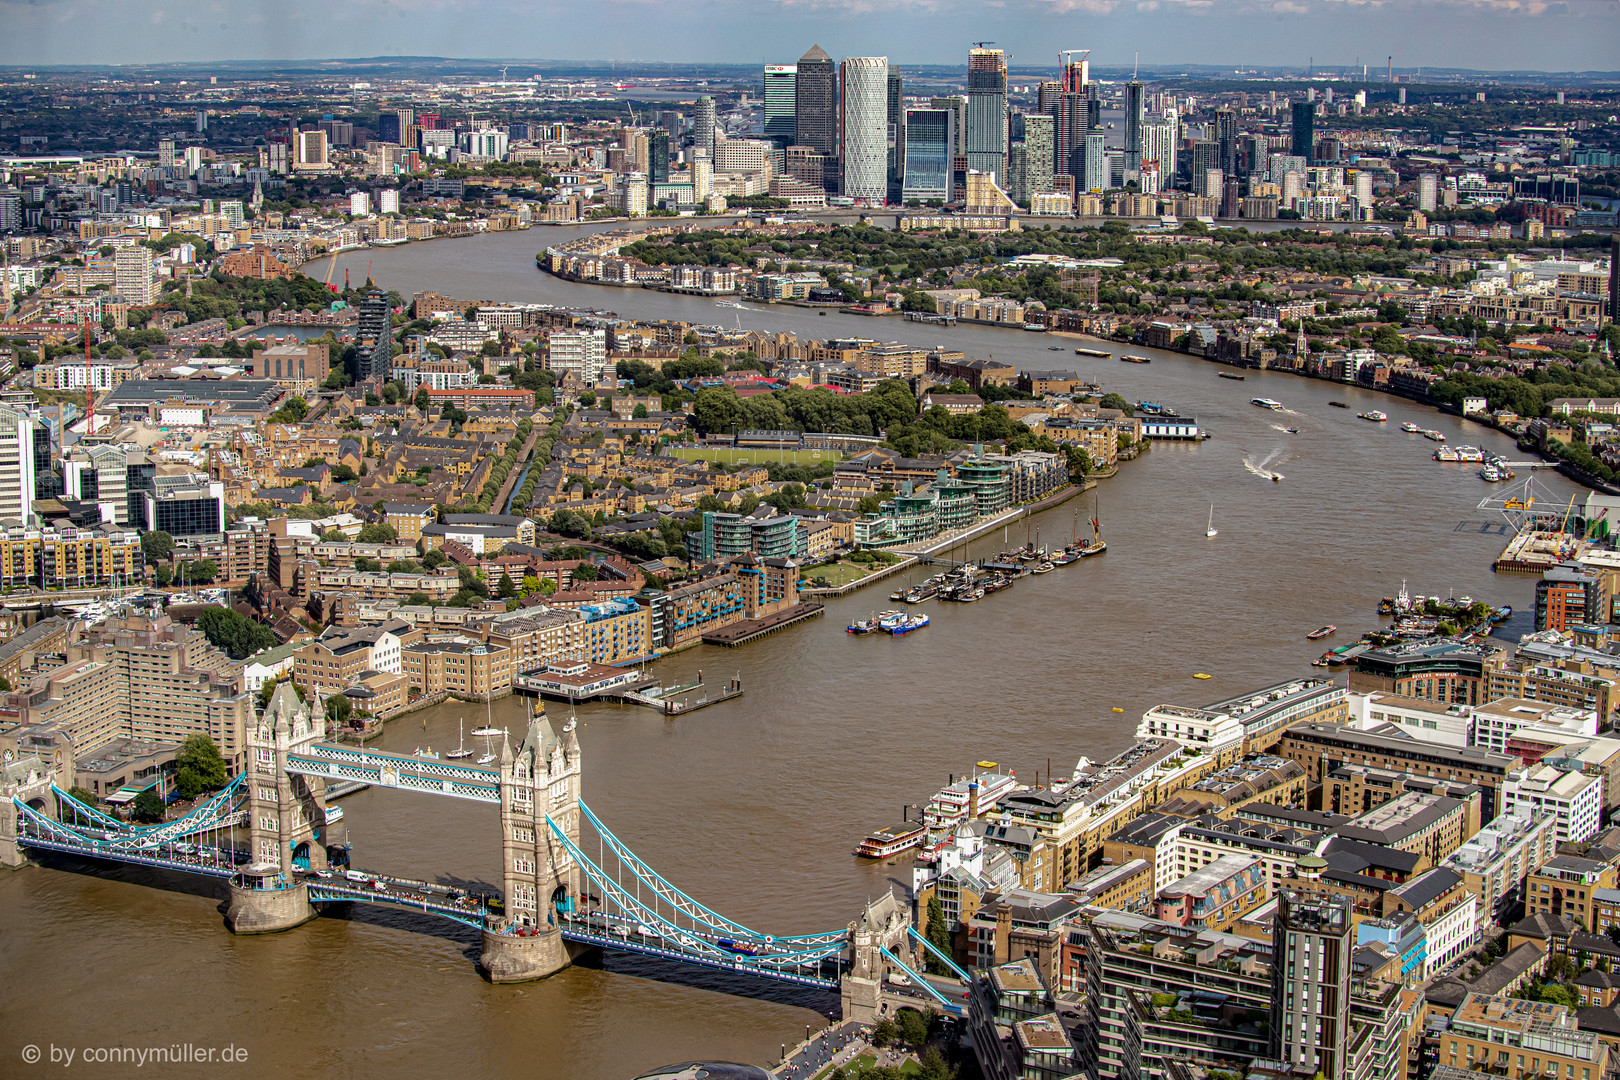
[701,603,825,646]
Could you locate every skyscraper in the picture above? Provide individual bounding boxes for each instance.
[1291,101,1315,162]
[1051,53,1090,181]
[1418,172,1439,213]
[901,107,954,203]
[794,45,838,158]
[0,404,37,526]
[763,65,797,152]
[1192,140,1221,195]
[356,288,392,383]
[1123,81,1146,169]
[1610,235,1619,326]
[1008,113,1053,205]
[693,96,718,163]
[930,96,967,155]
[648,130,670,185]
[965,47,1009,187]
[1215,108,1237,177]
[1270,893,1353,1079]
[839,57,889,204]
[1081,132,1107,193]
[886,69,905,201]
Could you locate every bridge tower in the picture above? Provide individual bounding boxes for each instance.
[840,891,914,1023]
[479,703,589,983]
[226,683,327,933]
[0,754,60,868]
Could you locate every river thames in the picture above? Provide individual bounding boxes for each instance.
[0,223,1586,1078]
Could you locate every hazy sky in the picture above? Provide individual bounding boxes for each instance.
[2,0,1614,73]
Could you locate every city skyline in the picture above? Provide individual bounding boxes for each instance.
[0,0,1614,72]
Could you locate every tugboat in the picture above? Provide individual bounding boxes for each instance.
[847,614,881,635]
[887,613,930,636]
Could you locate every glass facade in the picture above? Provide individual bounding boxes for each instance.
[901,108,954,202]
[965,48,1008,187]
[763,65,797,152]
[151,492,224,538]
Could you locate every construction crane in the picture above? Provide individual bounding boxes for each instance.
[971,40,997,48]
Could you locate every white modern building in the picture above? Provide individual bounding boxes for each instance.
[1135,704,1245,759]
[839,57,889,204]
[1501,762,1604,844]
[0,404,35,525]
[349,191,371,217]
[546,328,607,385]
[1470,698,1599,754]
[1351,691,1472,748]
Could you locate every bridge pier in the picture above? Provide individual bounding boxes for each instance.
[225,872,317,934]
[479,923,588,983]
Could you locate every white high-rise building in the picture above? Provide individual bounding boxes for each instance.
[461,129,509,160]
[693,96,718,162]
[546,329,608,385]
[349,191,371,217]
[113,246,153,305]
[183,146,204,174]
[294,130,328,171]
[1418,172,1439,213]
[839,57,889,204]
[616,173,648,217]
[0,404,36,525]
[691,158,712,202]
[379,189,400,214]
[1353,172,1373,206]
[1142,118,1178,183]
[713,138,772,177]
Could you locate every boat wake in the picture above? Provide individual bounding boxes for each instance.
[1267,423,1294,434]
[1243,449,1286,482]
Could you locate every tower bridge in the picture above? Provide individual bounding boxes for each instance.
[0,685,956,1020]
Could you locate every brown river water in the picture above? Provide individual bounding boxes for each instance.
[0,225,1583,1078]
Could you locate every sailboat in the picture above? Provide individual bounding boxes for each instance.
[1206,503,1218,538]
[1081,496,1108,556]
[446,718,474,760]
[475,698,498,765]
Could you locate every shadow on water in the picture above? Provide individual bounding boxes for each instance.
[28,851,229,903]
[597,951,840,1017]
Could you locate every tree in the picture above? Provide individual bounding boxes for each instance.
[322,528,348,542]
[895,1008,929,1050]
[415,386,431,411]
[916,1046,956,1080]
[632,403,649,419]
[692,386,743,435]
[140,530,173,565]
[196,605,276,659]
[267,396,309,424]
[497,572,517,598]
[1099,393,1133,414]
[924,894,953,975]
[324,692,353,726]
[871,1018,898,1048]
[184,558,218,584]
[131,788,165,823]
[857,495,883,515]
[421,548,448,570]
[357,522,398,544]
[578,390,597,408]
[571,562,600,584]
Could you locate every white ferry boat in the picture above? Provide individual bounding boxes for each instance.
[1400,422,1421,433]
[853,822,926,859]
[1251,398,1283,410]
[1434,446,1460,462]
[1359,411,1388,422]
[922,769,1019,831]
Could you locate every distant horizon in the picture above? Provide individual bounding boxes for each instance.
[3,0,1615,75]
[1,55,1617,81]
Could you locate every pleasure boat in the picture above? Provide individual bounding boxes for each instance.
[1359,411,1388,422]
[1251,398,1283,410]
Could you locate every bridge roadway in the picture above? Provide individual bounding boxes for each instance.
[284,743,502,804]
